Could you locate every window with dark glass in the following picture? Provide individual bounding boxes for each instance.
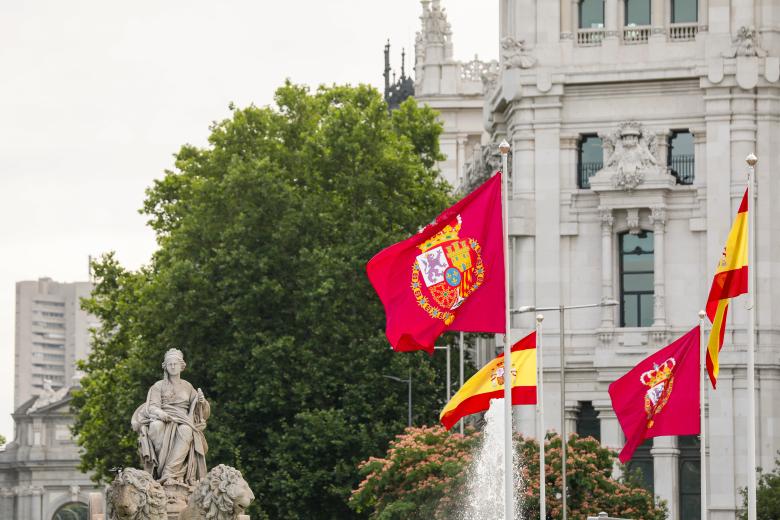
[626,439,654,492]
[579,0,605,28]
[577,134,603,188]
[678,435,701,519]
[668,130,694,185]
[625,0,651,25]
[575,401,601,441]
[620,231,654,327]
[672,0,698,23]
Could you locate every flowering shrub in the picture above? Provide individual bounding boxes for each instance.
[350,426,667,520]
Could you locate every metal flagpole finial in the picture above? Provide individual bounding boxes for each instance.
[746,153,758,167]
[536,314,544,323]
[699,309,706,320]
[498,140,511,155]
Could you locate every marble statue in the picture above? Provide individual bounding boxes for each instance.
[178,465,255,520]
[132,348,210,487]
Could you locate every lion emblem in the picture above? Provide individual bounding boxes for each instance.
[179,464,255,520]
[106,468,167,520]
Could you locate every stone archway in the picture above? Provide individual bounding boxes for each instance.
[52,502,88,520]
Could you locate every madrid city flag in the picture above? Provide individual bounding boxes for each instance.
[366,173,504,353]
[440,332,537,430]
[609,327,700,463]
[705,189,749,388]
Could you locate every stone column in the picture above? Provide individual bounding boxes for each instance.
[560,136,579,190]
[599,207,615,327]
[652,436,680,520]
[651,0,664,33]
[604,0,618,37]
[0,488,14,520]
[709,370,736,518]
[698,0,708,29]
[655,130,671,171]
[594,400,623,478]
[571,0,579,33]
[564,401,581,440]
[560,0,572,37]
[29,487,43,520]
[691,127,706,187]
[650,206,666,327]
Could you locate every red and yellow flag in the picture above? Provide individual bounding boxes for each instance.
[439,332,536,430]
[705,189,749,388]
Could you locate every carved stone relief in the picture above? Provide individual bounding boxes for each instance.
[595,121,663,191]
[501,36,536,69]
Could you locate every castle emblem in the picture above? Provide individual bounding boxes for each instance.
[641,357,676,428]
[411,215,485,324]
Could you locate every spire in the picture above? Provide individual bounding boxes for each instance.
[383,39,391,95]
[401,48,406,79]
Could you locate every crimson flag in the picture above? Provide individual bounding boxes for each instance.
[366,172,505,353]
[608,326,701,463]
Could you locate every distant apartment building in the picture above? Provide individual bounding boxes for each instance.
[14,278,96,408]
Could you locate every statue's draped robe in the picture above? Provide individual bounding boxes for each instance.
[134,379,209,485]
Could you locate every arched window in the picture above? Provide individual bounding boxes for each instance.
[620,230,654,327]
[52,502,88,520]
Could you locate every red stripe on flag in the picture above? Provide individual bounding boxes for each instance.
[705,266,748,320]
[440,386,536,431]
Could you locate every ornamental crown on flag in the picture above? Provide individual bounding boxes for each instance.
[608,326,701,463]
[439,331,536,430]
[366,173,505,353]
[705,189,749,388]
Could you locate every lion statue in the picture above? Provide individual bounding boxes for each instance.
[179,464,255,520]
[106,467,168,520]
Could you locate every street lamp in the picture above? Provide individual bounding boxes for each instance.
[513,297,619,520]
[383,369,412,427]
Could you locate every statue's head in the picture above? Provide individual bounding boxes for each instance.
[162,348,186,378]
[189,464,255,519]
[106,468,167,520]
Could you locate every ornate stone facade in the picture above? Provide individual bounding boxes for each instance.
[0,384,102,520]
[468,1,780,519]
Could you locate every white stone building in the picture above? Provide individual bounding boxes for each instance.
[0,384,100,520]
[15,278,96,408]
[417,0,780,519]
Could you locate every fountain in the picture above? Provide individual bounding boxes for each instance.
[461,398,522,520]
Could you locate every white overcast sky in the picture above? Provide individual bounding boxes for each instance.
[0,1,498,440]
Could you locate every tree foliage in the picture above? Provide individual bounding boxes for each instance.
[72,83,459,519]
[739,454,780,520]
[350,426,667,520]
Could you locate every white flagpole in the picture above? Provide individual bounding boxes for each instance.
[536,313,546,520]
[699,310,708,520]
[746,153,757,520]
[499,140,514,520]
[459,331,465,435]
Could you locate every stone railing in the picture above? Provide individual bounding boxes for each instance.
[669,22,698,41]
[577,28,605,46]
[623,25,650,44]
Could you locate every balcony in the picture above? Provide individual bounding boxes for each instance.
[578,161,603,189]
[577,28,605,46]
[669,23,698,41]
[622,25,650,44]
[669,155,694,185]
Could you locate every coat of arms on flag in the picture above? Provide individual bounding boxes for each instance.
[641,357,676,428]
[411,215,485,325]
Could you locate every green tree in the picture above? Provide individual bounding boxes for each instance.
[739,455,780,520]
[350,427,667,520]
[0,434,6,446]
[72,83,459,519]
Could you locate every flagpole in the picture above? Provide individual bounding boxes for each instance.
[699,310,708,520]
[459,331,465,435]
[536,313,546,520]
[746,153,757,520]
[499,140,514,520]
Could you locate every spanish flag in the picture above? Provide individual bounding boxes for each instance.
[439,332,537,430]
[706,189,749,388]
